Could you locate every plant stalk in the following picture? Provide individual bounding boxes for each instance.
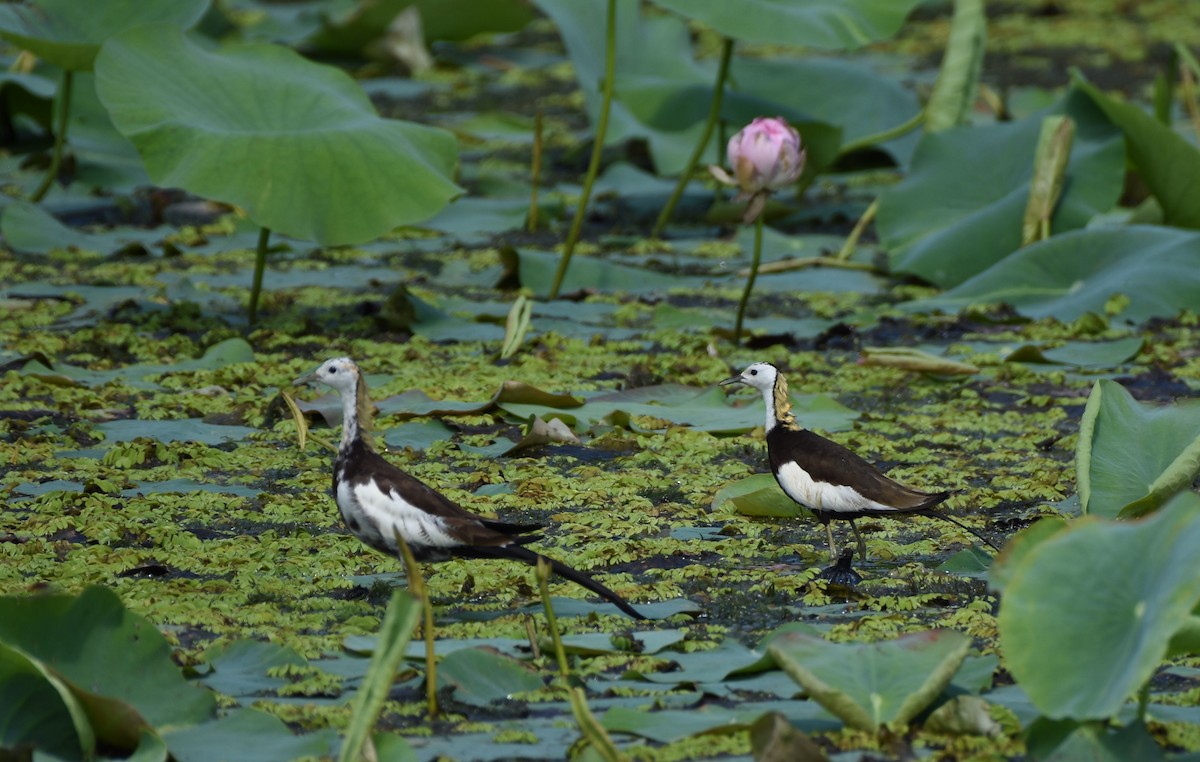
[395,529,438,717]
[31,69,73,203]
[651,36,734,238]
[834,197,879,262]
[836,110,925,158]
[733,213,764,345]
[528,110,543,232]
[248,227,271,325]
[548,0,616,299]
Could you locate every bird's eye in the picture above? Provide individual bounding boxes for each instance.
[329,367,338,374]
[749,369,758,376]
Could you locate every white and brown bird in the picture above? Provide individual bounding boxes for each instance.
[721,361,994,583]
[295,357,645,619]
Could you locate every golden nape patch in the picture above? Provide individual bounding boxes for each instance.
[773,373,799,430]
[356,373,375,444]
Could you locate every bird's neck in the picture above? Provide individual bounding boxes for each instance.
[762,375,799,432]
[339,377,373,452]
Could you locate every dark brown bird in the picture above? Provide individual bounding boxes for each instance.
[721,361,995,583]
[295,357,645,619]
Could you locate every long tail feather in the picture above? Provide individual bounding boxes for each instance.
[464,544,646,620]
[928,510,1000,551]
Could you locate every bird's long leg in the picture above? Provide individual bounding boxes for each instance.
[849,519,868,563]
[825,520,839,563]
[394,529,438,717]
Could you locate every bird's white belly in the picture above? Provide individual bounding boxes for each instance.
[337,480,459,549]
[775,462,894,514]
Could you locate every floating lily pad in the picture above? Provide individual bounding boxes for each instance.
[95,24,460,245]
[383,420,455,453]
[97,419,258,446]
[996,494,1200,720]
[1005,337,1144,368]
[198,640,308,701]
[1077,379,1200,519]
[768,629,972,732]
[711,473,806,518]
[437,647,543,706]
[162,708,337,762]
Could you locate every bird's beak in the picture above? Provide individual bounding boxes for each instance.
[293,371,317,387]
[719,374,745,387]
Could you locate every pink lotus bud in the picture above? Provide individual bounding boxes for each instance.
[709,117,805,196]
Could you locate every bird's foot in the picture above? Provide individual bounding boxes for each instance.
[817,551,862,586]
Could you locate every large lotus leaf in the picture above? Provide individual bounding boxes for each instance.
[1076,379,1200,519]
[0,0,207,71]
[407,0,535,42]
[997,494,1200,720]
[198,640,308,701]
[532,0,716,174]
[651,0,922,50]
[908,225,1200,323]
[767,629,971,731]
[0,642,93,759]
[94,24,460,245]
[163,708,338,762]
[1075,75,1200,229]
[879,89,1124,287]
[0,586,216,730]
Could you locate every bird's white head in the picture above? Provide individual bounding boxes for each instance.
[720,361,779,393]
[294,357,361,396]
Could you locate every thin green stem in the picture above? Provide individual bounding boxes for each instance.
[395,529,438,717]
[834,197,879,262]
[248,227,271,325]
[528,110,543,232]
[733,214,764,345]
[548,0,616,299]
[836,110,925,158]
[651,37,734,238]
[31,69,73,203]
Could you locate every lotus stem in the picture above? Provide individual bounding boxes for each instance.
[651,36,734,239]
[30,69,73,203]
[248,227,271,325]
[836,110,925,159]
[733,213,764,345]
[528,111,543,232]
[834,197,879,262]
[396,529,438,717]
[548,0,616,299]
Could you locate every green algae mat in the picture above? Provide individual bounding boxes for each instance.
[4,0,1200,760]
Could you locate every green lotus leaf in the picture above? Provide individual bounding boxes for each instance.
[769,629,972,732]
[0,0,206,71]
[908,226,1200,323]
[94,24,461,245]
[1076,379,1200,519]
[997,495,1200,720]
[649,0,923,50]
[0,586,216,731]
[879,89,1124,288]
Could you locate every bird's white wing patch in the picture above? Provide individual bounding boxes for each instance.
[341,480,460,550]
[775,462,896,514]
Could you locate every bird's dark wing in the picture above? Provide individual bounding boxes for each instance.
[767,427,947,512]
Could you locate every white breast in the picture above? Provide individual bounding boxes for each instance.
[336,479,460,550]
[775,461,896,515]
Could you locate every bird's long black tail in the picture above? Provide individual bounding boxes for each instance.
[929,510,1000,551]
[465,544,646,620]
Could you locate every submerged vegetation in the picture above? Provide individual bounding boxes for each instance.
[3,0,1200,760]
